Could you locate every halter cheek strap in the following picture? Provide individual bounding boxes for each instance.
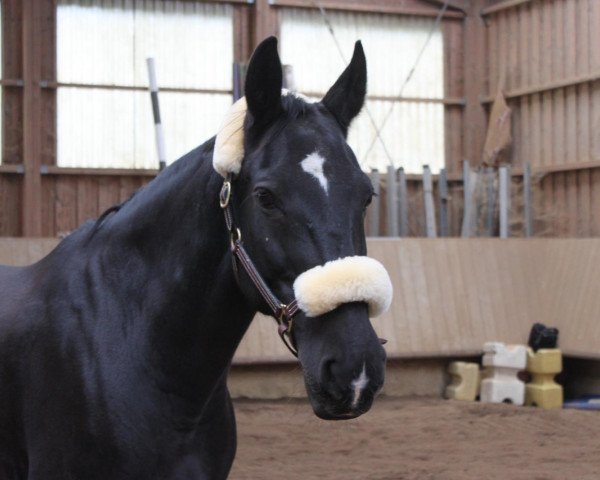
[220,177,300,357]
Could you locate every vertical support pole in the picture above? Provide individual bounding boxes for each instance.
[485,166,495,236]
[461,160,472,237]
[523,163,533,237]
[386,165,398,237]
[423,165,437,238]
[499,164,510,238]
[398,167,408,237]
[22,0,44,236]
[438,168,449,237]
[233,63,243,101]
[146,58,166,171]
[368,169,381,237]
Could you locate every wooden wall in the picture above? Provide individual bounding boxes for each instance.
[3,0,599,238]
[0,0,466,237]
[4,237,600,362]
[481,0,600,237]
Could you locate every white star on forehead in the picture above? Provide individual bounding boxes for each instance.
[300,151,329,194]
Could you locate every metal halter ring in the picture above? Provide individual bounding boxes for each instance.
[220,181,232,209]
[230,228,242,250]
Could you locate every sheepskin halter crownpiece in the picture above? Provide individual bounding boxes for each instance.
[212,94,393,320]
[213,96,247,178]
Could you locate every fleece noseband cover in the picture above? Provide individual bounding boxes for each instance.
[293,256,393,318]
[212,96,394,319]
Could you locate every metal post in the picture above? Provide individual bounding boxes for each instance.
[146,58,167,171]
[499,164,510,238]
[386,166,399,237]
[398,167,408,237]
[368,169,381,237]
[485,167,495,236]
[523,163,533,237]
[438,168,449,237]
[423,165,437,237]
[461,160,472,237]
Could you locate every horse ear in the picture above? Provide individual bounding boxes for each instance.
[322,41,367,137]
[244,36,283,130]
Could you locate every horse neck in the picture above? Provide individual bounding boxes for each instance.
[86,144,255,403]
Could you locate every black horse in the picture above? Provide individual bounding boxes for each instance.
[0,37,391,479]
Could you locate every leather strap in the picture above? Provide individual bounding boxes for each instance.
[220,177,300,357]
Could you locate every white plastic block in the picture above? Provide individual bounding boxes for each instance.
[482,342,527,369]
[480,342,527,406]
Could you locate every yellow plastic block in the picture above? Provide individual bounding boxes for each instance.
[525,348,563,410]
[445,361,480,401]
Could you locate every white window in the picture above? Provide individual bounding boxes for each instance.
[57,0,233,169]
[280,8,445,173]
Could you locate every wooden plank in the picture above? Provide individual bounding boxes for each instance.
[0,175,22,235]
[40,0,56,167]
[496,11,507,91]
[590,5,600,242]
[551,0,565,167]
[269,0,465,18]
[507,7,519,92]
[55,176,78,236]
[2,0,24,166]
[487,10,498,94]
[76,177,99,227]
[463,0,487,166]
[480,69,600,104]
[41,177,56,237]
[98,177,122,213]
[22,0,43,236]
[518,3,530,168]
[591,0,600,169]
[591,168,600,236]
[442,20,464,174]
[540,2,553,168]
[564,0,578,166]
[481,0,531,16]
[528,2,541,168]
[577,1,592,235]
[233,4,253,63]
[254,0,279,47]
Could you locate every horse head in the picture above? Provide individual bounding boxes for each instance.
[214,37,392,420]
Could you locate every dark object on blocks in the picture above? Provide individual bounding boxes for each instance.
[528,323,559,351]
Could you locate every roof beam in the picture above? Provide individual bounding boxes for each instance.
[420,0,469,14]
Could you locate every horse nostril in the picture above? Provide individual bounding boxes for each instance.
[379,337,388,345]
[319,357,336,383]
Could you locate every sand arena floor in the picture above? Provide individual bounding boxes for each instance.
[230,397,600,480]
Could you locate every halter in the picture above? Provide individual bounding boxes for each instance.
[220,175,301,357]
[214,96,392,358]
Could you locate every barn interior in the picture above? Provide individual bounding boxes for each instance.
[1,0,600,421]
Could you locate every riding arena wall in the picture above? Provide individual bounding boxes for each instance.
[2,237,599,399]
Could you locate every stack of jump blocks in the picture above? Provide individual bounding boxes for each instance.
[445,341,563,409]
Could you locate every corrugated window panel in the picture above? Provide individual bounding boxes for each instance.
[56,0,233,168]
[58,88,230,169]
[280,8,445,173]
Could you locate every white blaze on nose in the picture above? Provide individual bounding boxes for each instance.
[300,151,329,194]
[351,363,369,409]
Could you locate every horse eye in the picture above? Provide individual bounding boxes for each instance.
[365,192,376,209]
[255,188,277,210]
